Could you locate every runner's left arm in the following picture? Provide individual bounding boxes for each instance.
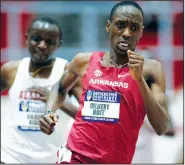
[138,61,169,135]
[128,50,169,135]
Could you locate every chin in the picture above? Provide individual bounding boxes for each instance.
[115,49,128,56]
[37,60,47,64]
[31,57,47,64]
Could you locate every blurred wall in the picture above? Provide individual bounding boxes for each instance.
[1,1,184,92]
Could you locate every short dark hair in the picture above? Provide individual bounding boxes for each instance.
[28,17,62,40]
[109,0,144,22]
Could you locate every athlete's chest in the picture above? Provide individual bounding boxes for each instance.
[81,66,141,123]
[83,66,136,94]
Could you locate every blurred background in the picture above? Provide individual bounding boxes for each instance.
[1,1,184,163]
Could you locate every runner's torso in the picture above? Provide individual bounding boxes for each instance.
[67,52,146,163]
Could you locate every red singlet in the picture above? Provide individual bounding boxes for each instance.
[66,52,146,163]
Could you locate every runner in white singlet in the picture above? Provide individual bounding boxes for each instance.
[0,18,81,163]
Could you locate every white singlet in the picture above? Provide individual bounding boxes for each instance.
[1,57,74,163]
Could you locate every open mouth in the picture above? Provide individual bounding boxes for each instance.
[120,42,129,47]
[118,42,130,51]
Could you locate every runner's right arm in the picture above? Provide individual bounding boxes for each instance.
[60,80,82,119]
[59,63,83,118]
[0,61,19,93]
[46,53,90,113]
[46,56,81,113]
[39,53,91,135]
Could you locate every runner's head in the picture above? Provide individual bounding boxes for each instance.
[106,0,144,55]
[25,18,62,64]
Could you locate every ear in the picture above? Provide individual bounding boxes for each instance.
[58,40,63,48]
[25,33,28,45]
[139,26,144,39]
[106,20,111,33]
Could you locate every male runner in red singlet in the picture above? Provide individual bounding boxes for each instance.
[39,1,169,163]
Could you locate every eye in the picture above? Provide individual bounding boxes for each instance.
[46,39,57,45]
[116,21,127,29]
[31,35,42,42]
[131,25,139,31]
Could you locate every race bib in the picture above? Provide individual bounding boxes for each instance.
[82,90,120,123]
[16,99,46,131]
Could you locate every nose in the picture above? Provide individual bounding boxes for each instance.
[122,27,131,39]
[38,40,47,50]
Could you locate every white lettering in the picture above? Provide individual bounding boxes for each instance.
[124,83,128,88]
[89,79,128,88]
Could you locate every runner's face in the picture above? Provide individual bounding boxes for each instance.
[106,5,144,55]
[26,21,60,64]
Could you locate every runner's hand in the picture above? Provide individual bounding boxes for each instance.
[128,50,144,82]
[39,113,59,135]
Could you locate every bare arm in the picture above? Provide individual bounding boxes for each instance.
[60,76,83,119]
[62,62,83,103]
[25,85,80,119]
[39,53,90,135]
[138,60,169,135]
[1,62,11,92]
[0,61,19,93]
[39,77,80,134]
[61,77,83,118]
[46,56,84,112]
[69,78,83,102]
[46,53,90,113]
[60,101,79,119]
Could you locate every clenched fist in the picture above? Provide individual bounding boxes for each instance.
[127,50,144,82]
[39,112,59,135]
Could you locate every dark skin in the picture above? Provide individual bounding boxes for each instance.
[27,21,61,77]
[40,5,169,136]
[107,5,143,65]
[1,21,81,135]
[1,20,61,92]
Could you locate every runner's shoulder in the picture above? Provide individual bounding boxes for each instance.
[1,60,22,87]
[73,52,92,66]
[144,58,163,75]
[1,60,21,75]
